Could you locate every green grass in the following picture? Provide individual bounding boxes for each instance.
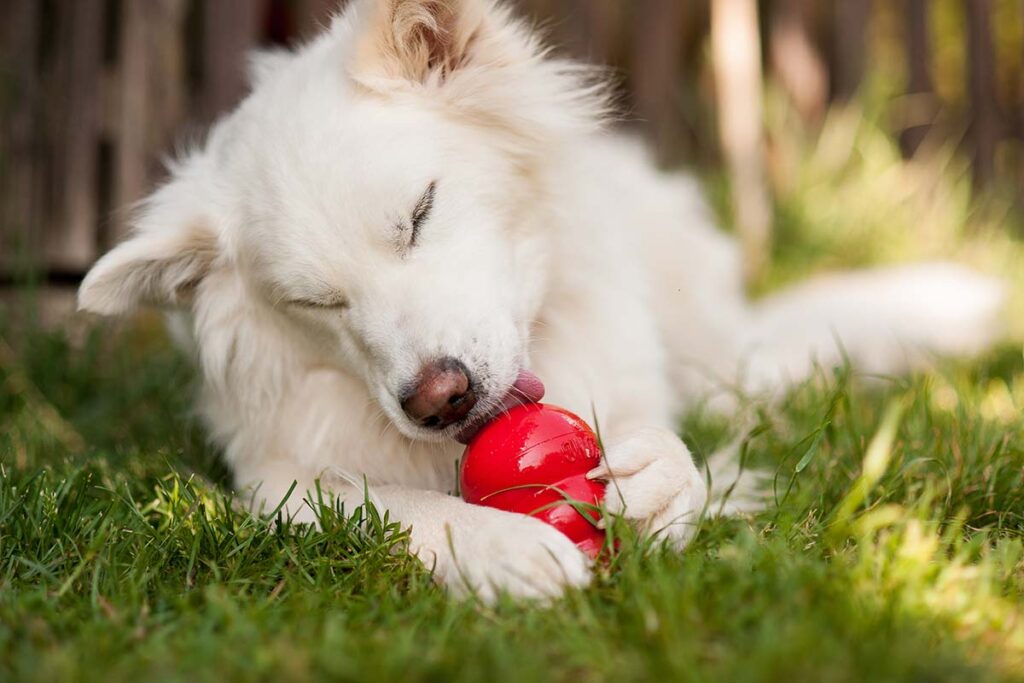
[2,303,1024,682]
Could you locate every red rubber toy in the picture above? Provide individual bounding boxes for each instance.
[460,403,607,559]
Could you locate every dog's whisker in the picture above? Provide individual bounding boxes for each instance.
[370,406,398,442]
[507,386,532,403]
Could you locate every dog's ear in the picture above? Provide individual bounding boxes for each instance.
[78,172,221,316]
[353,0,489,85]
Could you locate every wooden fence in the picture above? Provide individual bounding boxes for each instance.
[0,0,339,279]
[0,0,1016,282]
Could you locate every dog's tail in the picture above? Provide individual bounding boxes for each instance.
[739,263,1006,395]
[705,263,1005,516]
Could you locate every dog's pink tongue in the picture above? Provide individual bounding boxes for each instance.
[509,368,545,404]
[455,369,545,444]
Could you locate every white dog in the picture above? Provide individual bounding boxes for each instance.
[78,0,1004,601]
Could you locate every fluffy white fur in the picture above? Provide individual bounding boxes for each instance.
[78,0,1005,602]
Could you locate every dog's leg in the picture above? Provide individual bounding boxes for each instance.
[588,425,709,549]
[533,341,718,549]
[374,484,592,602]
[239,465,592,603]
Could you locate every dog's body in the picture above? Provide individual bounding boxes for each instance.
[78,0,1005,601]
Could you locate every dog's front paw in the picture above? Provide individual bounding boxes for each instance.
[417,505,592,603]
[590,427,708,549]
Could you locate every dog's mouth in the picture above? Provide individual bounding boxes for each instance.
[452,368,545,444]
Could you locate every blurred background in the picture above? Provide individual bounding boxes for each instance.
[1,0,1023,327]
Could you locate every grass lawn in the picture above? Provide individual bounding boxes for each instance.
[1,301,1023,682]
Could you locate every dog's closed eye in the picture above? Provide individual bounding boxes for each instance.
[286,295,349,310]
[405,181,437,250]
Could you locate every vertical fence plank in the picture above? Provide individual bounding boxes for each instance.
[198,0,269,123]
[770,0,828,122]
[40,0,105,272]
[834,0,872,100]
[901,0,933,157]
[632,0,688,164]
[113,0,190,243]
[965,0,999,188]
[115,0,153,241]
[1019,0,1024,187]
[0,0,42,274]
[711,0,772,285]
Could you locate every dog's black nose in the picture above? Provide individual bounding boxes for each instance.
[401,358,477,429]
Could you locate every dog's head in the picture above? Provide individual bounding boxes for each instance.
[78,0,606,441]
